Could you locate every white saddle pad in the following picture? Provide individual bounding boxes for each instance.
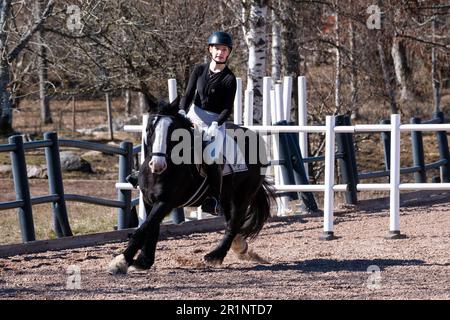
[197,130,248,177]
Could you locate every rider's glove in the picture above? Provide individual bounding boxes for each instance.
[205,121,219,140]
[178,109,187,118]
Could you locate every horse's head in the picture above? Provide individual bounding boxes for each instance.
[145,96,192,174]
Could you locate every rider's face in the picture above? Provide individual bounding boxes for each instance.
[209,44,230,62]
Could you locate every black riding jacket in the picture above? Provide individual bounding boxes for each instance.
[179,63,237,125]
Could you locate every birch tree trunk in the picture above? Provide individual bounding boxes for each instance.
[124,90,132,116]
[378,38,399,114]
[242,0,267,123]
[106,93,114,141]
[391,37,413,101]
[271,9,281,82]
[139,92,150,114]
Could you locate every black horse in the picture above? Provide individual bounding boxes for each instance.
[108,98,275,274]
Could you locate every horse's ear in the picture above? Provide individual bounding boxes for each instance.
[169,95,180,110]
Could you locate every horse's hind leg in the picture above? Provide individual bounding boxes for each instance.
[231,234,248,255]
[203,199,245,266]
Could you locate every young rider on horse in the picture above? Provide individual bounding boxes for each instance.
[178,31,237,214]
[127,31,237,215]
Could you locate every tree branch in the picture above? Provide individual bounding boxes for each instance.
[396,32,450,50]
[7,0,55,61]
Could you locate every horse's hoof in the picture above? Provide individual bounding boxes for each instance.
[107,254,128,275]
[128,265,147,273]
[129,259,152,272]
[203,254,223,266]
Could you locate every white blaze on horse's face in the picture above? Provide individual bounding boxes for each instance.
[149,117,172,174]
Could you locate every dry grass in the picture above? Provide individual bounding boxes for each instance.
[0,203,116,245]
[0,178,127,245]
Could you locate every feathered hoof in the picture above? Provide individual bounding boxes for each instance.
[128,265,145,273]
[129,260,152,273]
[203,253,223,267]
[107,254,128,275]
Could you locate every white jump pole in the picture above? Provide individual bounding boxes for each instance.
[262,77,272,126]
[234,78,242,125]
[282,76,292,122]
[168,78,177,102]
[167,79,186,223]
[262,77,272,176]
[270,90,277,125]
[388,114,405,239]
[274,83,290,215]
[270,89,282,215]
[244,89,254,126]
[138,114,149,225]
[274,83,284,122]
[321,115,336,240]
[298,76,308,175]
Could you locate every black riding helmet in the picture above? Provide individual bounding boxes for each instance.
[207,31,233,51]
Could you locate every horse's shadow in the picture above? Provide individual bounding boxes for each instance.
[353,191,450,214]
[233,258,426,273]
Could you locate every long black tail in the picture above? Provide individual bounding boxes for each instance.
[240,178,276,240]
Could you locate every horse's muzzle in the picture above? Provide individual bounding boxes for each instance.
[149,156,167,174]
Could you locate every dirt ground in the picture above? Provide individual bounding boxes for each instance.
[0,190,449,300]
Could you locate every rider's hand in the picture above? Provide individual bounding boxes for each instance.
[178,109,187,118]
[205,121,219,140]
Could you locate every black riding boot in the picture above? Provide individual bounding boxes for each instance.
[126,170,139,189]
[202,163,223,215]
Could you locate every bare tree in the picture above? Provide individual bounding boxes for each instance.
[378,37,399,114]
[431,15,441,113]
[348,4,358,118]
[44,0,217,111]
[34,0,52,124]
[0,0,54,135]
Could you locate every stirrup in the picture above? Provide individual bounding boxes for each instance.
[201,196,221,215]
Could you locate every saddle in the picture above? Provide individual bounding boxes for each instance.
[196,129,248,178]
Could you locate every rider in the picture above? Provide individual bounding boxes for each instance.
[178,31,237,214]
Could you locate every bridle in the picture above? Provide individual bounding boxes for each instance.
[145,115,176,158]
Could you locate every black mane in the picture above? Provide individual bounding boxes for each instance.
[149,97,193,130]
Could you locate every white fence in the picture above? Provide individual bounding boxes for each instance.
[247,114,450,239]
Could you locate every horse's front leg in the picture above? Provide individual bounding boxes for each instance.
[131,202,170,271]
[108,201,172,274]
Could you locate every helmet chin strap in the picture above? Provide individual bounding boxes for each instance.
[213,59,227,65]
